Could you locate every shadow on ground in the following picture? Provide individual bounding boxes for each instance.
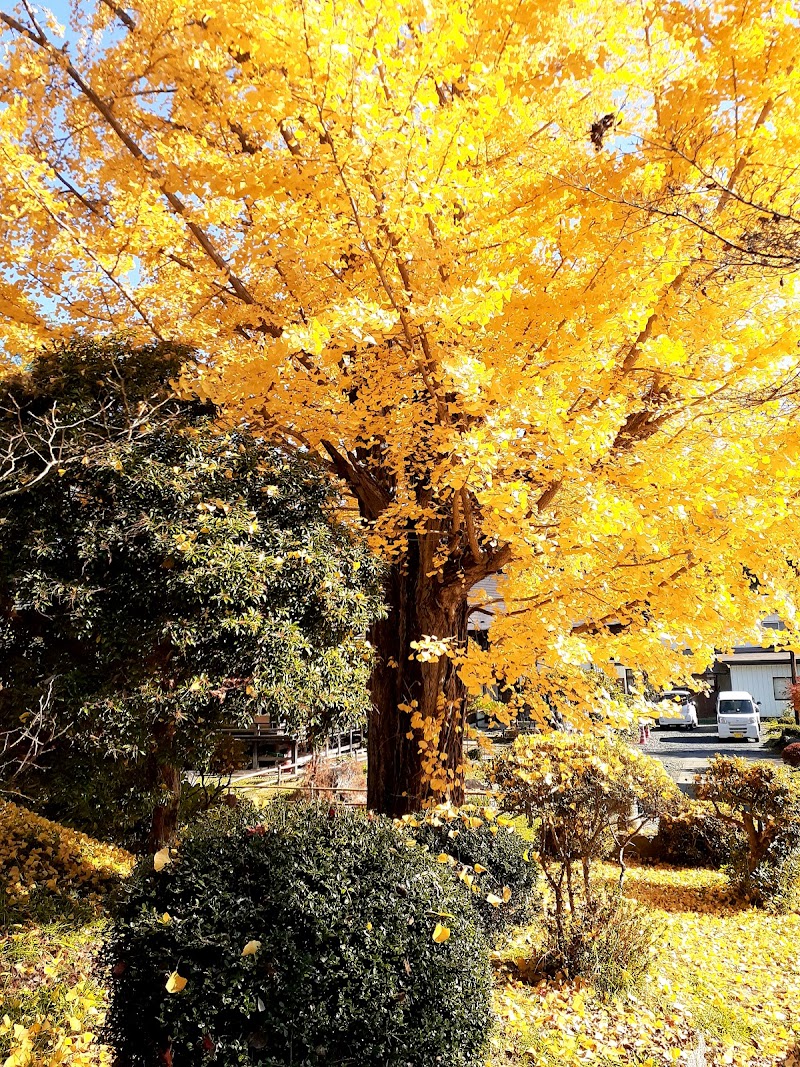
[618,876,740,914]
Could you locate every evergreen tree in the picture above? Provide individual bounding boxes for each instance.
[0,339,383,845]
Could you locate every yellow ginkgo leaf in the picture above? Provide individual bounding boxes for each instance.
[153,847,171,872]
[473,863,487,874]
[241,940,262,957]
[486,893,503,907]
[165,971,187,993]
[159,912,171,924]
[502,886,512,902]
[432,923,451,943]
[436,853,453,865]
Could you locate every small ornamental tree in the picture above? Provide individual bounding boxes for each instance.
[0,339,384,846]
[695,755,800,908]
[491,734,680,962]
[789,682,800,728]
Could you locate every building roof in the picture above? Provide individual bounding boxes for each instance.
[719,652,794,664]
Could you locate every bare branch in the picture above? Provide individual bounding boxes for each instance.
[0,679,69,790]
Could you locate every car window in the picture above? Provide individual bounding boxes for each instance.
[718,699,754,714]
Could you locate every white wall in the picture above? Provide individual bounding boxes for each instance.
[729,663,793,718]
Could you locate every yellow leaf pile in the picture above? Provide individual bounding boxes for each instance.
[492,863,800,1066]
[0,806,133,1066]
[0,801,134,916]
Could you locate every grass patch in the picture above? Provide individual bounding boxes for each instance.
[0,920,109,1066]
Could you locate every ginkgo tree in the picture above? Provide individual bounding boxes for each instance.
[1,0,800,814]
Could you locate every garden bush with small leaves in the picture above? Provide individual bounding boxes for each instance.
[105,800,491,1067]
[782,741,800,768]
[406,804,540,936]
[650,805,739,869]
[696,755,800,910]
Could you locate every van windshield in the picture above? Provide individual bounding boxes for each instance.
[718,699,754,715]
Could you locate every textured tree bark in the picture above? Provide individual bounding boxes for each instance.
[367,541,469,816]
[148,761,181,850]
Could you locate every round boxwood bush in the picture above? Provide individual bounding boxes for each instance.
[407,806,539,936]
[649,806,739,869]
[105,801,492,1067]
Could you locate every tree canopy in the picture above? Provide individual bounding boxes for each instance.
[0,338,383,841]
[1,0,800,810]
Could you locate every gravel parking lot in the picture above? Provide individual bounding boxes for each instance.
[642,722,781,790]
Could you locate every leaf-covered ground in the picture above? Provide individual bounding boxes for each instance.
[0,922,111,1067]
[0,803,133,1066]
[492,864,800,1067]
[2,819,799,1067]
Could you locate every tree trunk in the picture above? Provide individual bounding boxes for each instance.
[367,545,469,816]
[148,762,181,850]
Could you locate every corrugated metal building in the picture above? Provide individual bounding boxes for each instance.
[716,652,795,718]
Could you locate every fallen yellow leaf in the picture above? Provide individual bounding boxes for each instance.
[432,923,451,943]
[165,971,187,993]
[153,847,171,872]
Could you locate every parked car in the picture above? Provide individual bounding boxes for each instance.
[654,689,699,730]
[716,690,761,742]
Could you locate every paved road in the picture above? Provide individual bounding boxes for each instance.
[642,723,780,791]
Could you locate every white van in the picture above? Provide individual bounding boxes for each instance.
[654,689,699,729]
[716,691,761,741]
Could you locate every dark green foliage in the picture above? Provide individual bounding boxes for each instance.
[725,825,800,913]
[650,807,739,869]
[105,801,492,1067]
[0,338,384,843]
[25,752,156,852]
[410,815,539,936]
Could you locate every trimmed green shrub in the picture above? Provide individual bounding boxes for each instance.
[407,806,539,936]
[105,801,492,1067]
[650,806,739,869]
[763,712,800,751]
